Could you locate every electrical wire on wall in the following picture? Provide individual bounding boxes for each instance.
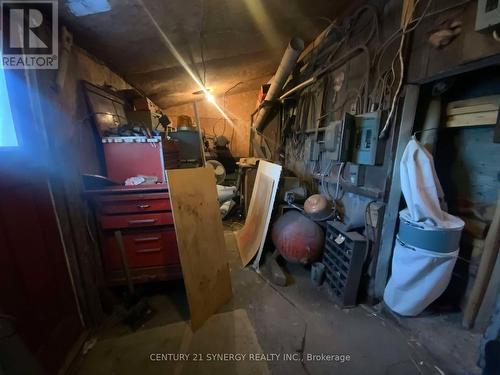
[284,6,380,195]
[369,0,469,116]
[280,0,472,203]
[378,0,433,139]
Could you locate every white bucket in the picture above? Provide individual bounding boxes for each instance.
[383,237,458,316]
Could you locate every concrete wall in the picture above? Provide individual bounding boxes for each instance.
[165,88,267,158]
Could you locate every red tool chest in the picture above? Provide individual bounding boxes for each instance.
[87,184,182,285]
[102,136,166,184]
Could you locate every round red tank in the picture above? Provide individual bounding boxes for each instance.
[272,210,324,264]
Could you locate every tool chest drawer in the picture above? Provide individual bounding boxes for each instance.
[99,212,174,229]
[103,228,179,270]
[95,193,171,214]
[85,185,182,285]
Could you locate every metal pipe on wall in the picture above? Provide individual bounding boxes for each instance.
[419,97,442,155]
[254,37,305,132]
[279,77,316,100]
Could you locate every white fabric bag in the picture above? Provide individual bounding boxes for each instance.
[385,139,463,316]
[400,139,463,229]
[384,238,458,316]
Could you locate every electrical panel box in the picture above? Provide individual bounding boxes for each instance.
[476,0,500,31]
[323,113,355,162]
[304,137,320,161]
[351,111,385,166]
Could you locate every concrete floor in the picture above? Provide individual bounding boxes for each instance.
[393,311,482,375]
[70,230,481,375]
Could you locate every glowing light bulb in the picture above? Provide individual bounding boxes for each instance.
[205,93,216,103]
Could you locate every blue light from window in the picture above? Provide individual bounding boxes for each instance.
[0,67,18,147]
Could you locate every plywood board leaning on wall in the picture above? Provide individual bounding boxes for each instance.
[235,161,282,268]
[167,168,232,330]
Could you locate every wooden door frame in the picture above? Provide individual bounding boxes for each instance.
[374,84,421,299]
[3,66,86,326]
[35,70,106,327]
[1,66,90,374]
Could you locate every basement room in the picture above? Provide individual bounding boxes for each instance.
[1,0,500,374]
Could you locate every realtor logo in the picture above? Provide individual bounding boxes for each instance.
[1,1,58,69]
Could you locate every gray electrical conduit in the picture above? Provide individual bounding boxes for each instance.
[254,37,305,132]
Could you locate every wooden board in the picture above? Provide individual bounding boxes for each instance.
[435,127,500,204]
[236,175,274,266]
[448,104,499,116]
[167,168,232,331]
[407,1,500,83]
[375,85,420,299]
[243,167,257,215]
[476,244,500,331]
[446,96,500,128]
[446,111,498,128]
[235,161,282,268]
[447,95,500,114]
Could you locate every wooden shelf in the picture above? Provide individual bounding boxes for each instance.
[312,174,383,199]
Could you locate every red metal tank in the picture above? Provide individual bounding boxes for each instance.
[272,210,324,264]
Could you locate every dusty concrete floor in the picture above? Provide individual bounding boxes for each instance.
[393,312,482,375]
[70,230,481,375]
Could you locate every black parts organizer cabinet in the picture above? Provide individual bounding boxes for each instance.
[323,221,367,308]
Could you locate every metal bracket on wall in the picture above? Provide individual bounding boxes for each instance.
[374,85,420,299]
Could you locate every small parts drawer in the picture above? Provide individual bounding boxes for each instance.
[99,212,173,230]
[103,229,180,270]
[95,193,171,215]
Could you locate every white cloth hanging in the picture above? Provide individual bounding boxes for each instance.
[400,138,463,229]
[384,138,464,316]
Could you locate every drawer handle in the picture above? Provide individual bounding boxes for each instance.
[136,247,162,254]
[128,219,157,225]
[137,204,151,209]
[134,236,161,243]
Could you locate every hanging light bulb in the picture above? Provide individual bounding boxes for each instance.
[205,92,216,103]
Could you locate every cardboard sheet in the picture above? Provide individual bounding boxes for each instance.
[235,161,282,267]
[167,168,232,330]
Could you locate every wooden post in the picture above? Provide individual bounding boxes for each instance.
[374,85,420,299]
[192,101,206,167]
[463,192,500,329]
